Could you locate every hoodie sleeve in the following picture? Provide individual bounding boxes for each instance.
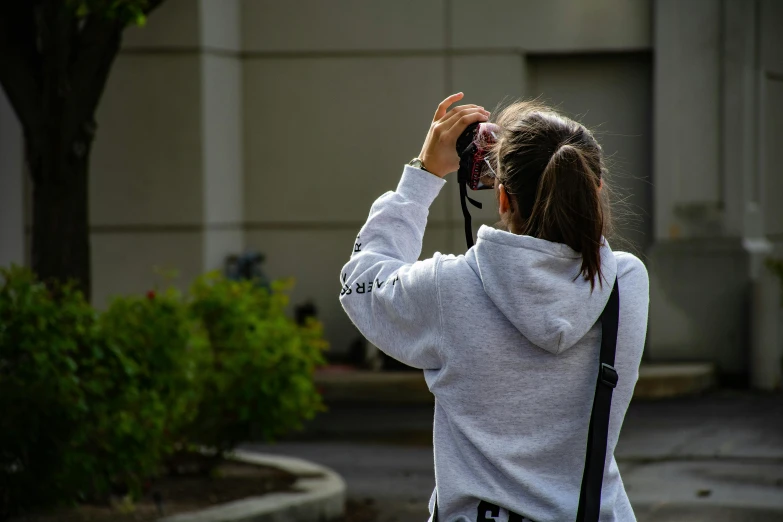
[339,166,446,370]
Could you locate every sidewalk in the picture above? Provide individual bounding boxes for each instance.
[245,390,783,521]
[617,391,783,518]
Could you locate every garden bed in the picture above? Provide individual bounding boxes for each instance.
[12,456,299,522]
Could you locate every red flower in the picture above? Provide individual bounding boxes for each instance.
[146,290,156,300]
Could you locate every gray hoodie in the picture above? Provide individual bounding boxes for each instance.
[340,166,649,522]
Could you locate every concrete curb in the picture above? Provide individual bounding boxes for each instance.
[157,451,346,522]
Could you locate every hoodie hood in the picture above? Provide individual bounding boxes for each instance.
[466,225,617,355]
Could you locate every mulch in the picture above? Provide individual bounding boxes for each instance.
[339,498,379,522]
[11,457,299,522]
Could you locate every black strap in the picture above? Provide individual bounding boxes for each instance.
[576,278,619,522]
[457,140,483,249]
[458,174,482,249]
[433,279,620,522]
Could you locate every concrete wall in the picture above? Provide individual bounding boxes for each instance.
[238,0,654,353]
[649,0,783,383]
[2,0,780,381]
[526,53,653,254]
[756,0,783,388]
[200,0,244,272]
[650,0,739,373]
[88,0,244,305]
[761,0,783,239]
[0,89,24,267]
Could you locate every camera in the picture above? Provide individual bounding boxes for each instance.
[456,122,499,191]
[455,122,499,247]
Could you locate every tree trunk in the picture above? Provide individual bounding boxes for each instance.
[30,136,92,298]
[24,5,123,301]
[0,3,158,299]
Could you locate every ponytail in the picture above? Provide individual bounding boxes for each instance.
[493,102,609,290]
[522,144,604,289]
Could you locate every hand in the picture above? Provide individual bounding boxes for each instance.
[418,93,490,178]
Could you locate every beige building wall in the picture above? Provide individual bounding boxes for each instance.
[88,0,244,305]
[26,0,659,354]
[4,0,779,384]
[239,0,654,354]
[649,0,782,385]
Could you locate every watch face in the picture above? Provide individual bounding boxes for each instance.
[409,159,423,168]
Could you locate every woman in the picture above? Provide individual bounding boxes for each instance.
[339,93,649,521]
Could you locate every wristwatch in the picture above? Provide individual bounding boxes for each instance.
[408,157,429,172]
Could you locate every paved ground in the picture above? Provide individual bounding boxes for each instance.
[243,391,783,521]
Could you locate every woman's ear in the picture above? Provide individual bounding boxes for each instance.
[498,184,510,215]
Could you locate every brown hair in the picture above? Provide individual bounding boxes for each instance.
[490,101,611,289]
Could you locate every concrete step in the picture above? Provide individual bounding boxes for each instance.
[315,369,429,404]
[634,362,716,399]
[314,363,717,405]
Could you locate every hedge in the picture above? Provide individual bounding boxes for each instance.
[0,267,325,519]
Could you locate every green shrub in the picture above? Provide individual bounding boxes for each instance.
[0,267,326,517]
[0,268,207,517]
[90,288,208,496]
[0,266,97,516]
[187,273,326,453]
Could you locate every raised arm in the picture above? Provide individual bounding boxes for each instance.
[339,93,490,369]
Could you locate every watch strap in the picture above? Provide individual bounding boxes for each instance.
[408,157,429,172]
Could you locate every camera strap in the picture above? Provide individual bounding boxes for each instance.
[459,177,483,249]
[457,144,483,249]
[433,278,620,522]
